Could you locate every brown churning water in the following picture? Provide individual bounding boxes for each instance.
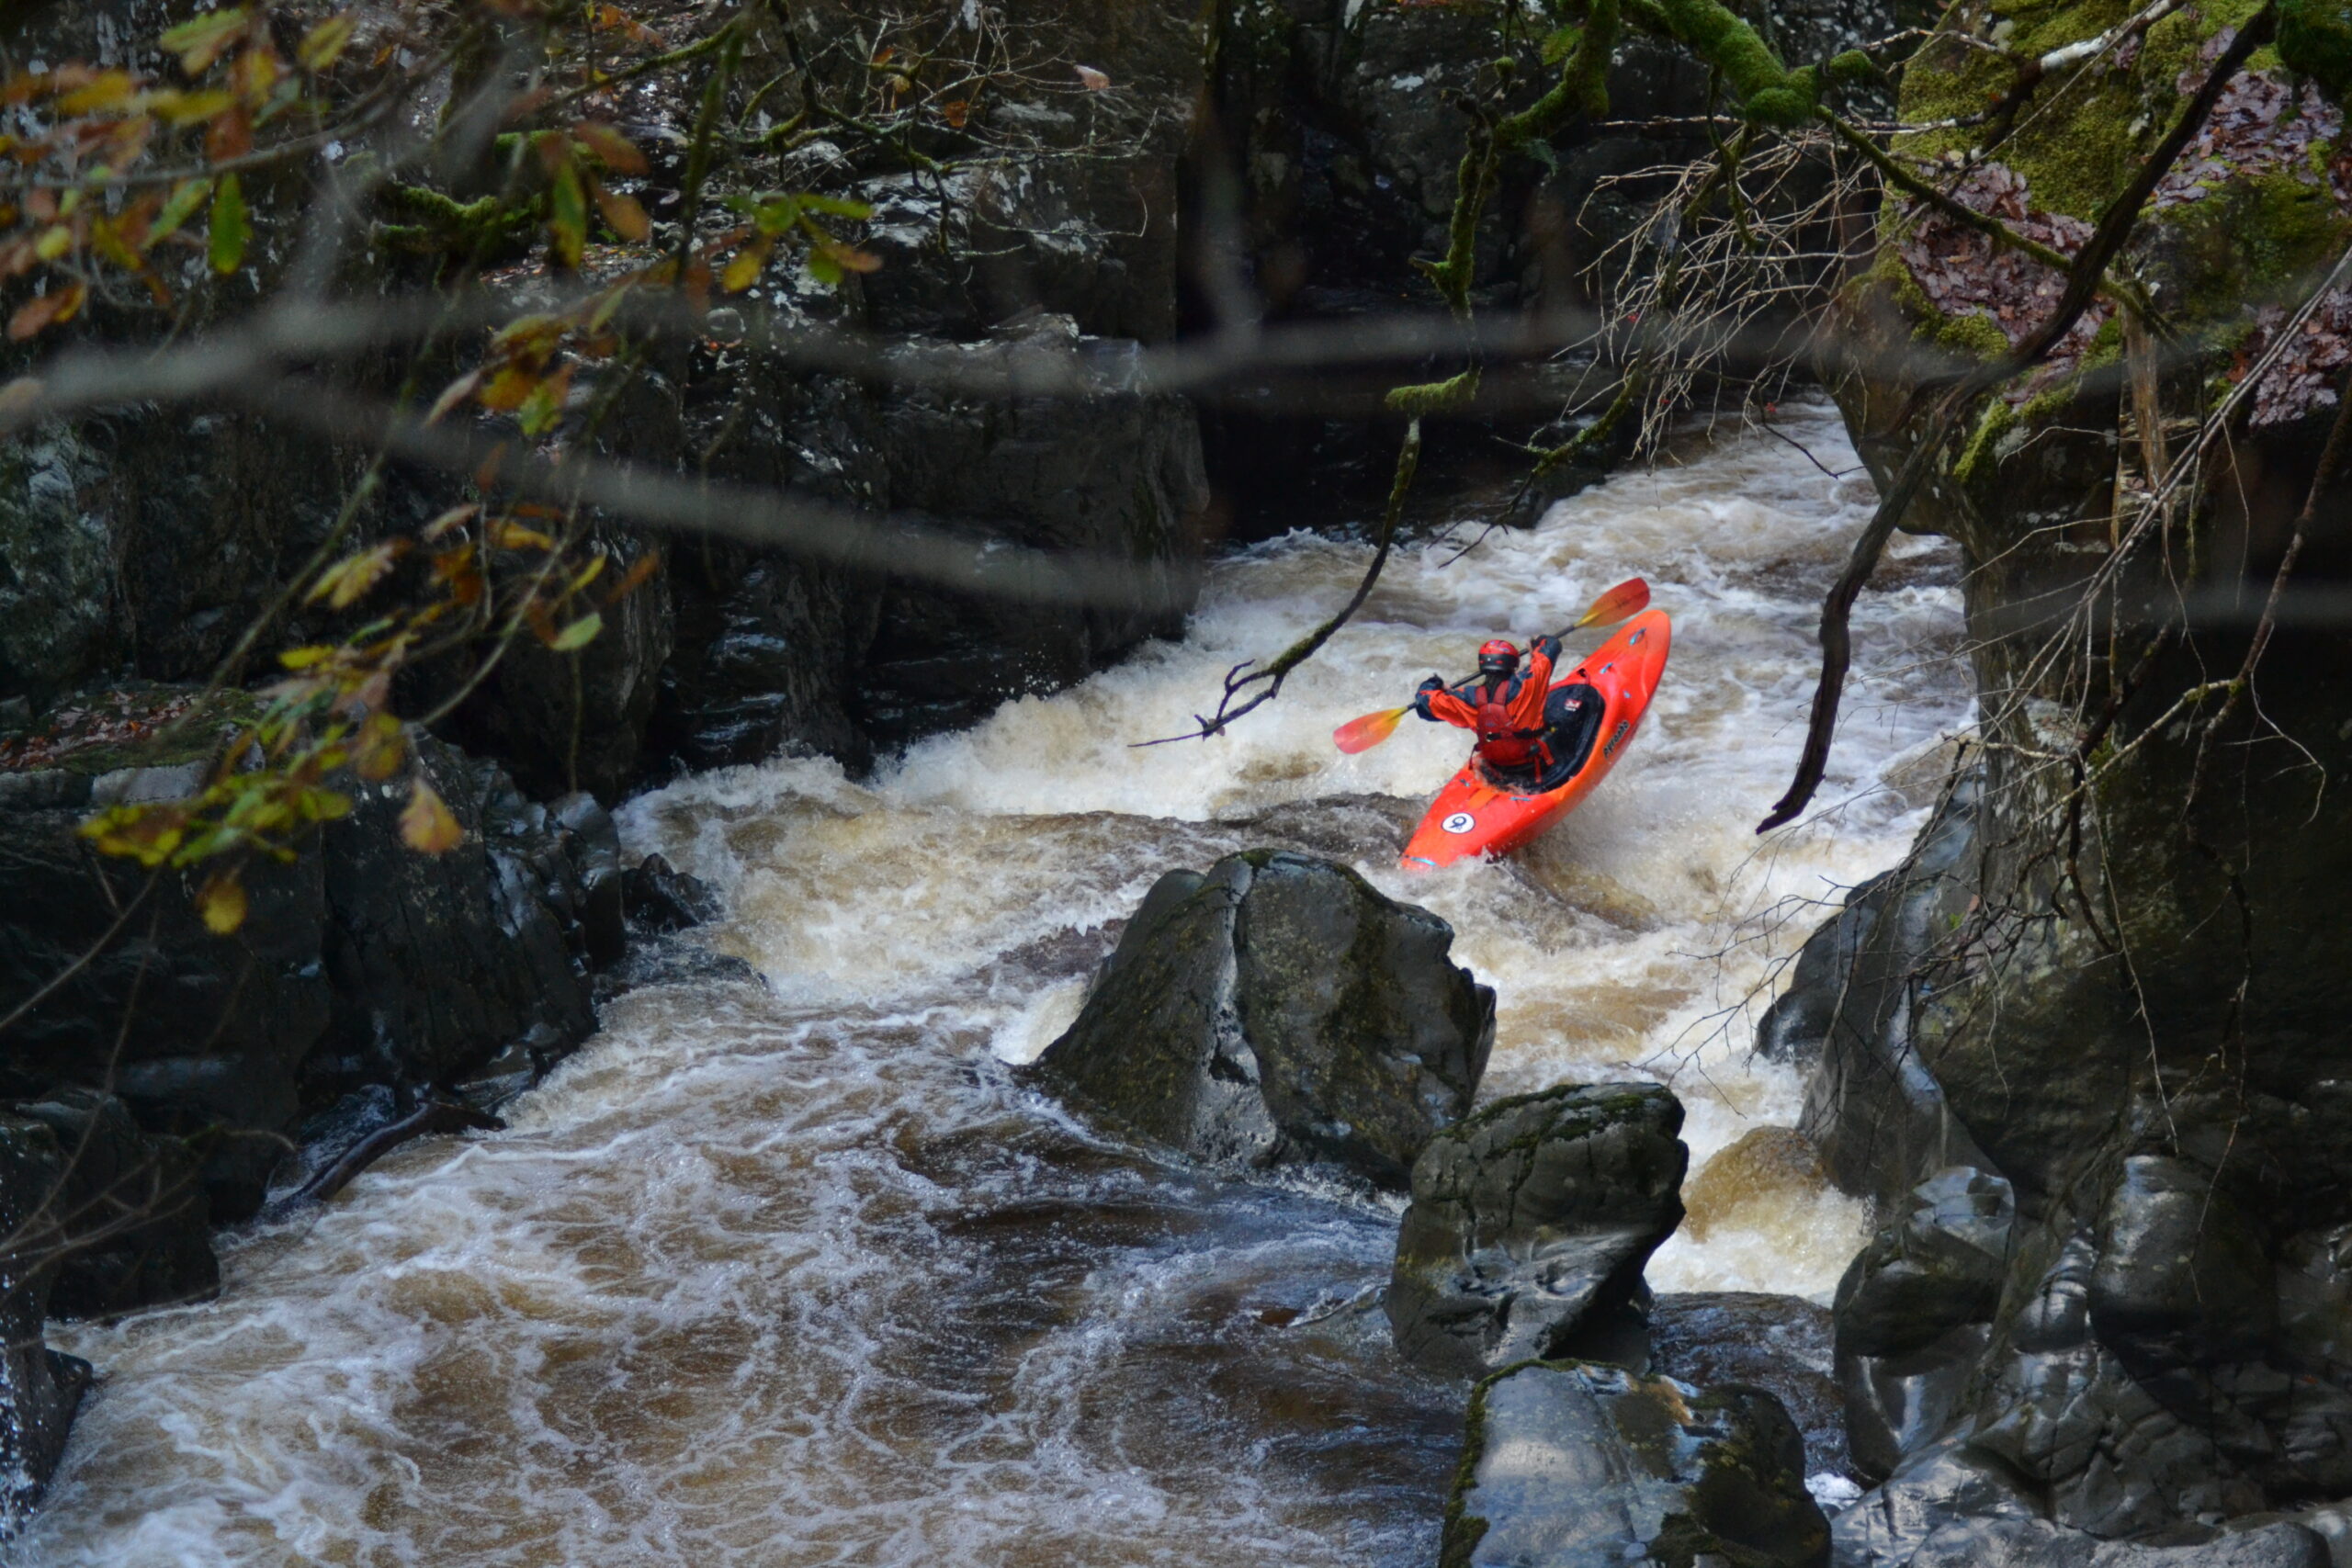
[15,404,1969,1566]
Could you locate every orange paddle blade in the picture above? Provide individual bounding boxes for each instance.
[1333,705,1409,754]
[1572,577,1649,630]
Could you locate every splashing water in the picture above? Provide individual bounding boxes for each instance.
[12,403,1969,1567]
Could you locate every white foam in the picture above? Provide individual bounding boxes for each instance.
[14,405,1967,1566]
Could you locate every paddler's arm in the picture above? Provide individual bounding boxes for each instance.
[1416,677,1476,728]
[1509,637,1563,728]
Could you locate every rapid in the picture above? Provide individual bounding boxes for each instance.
[10,402,1972,1567]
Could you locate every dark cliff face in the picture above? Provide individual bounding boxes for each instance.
[1787,3,2352,1545]
[0,0,1217,804]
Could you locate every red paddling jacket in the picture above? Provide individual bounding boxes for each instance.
[1413,635,1563,770]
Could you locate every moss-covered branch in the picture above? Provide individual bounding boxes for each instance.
[1621,0,1815,124]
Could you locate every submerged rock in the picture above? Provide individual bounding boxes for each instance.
[1028,850,1493,1189]
[1651,1292,1848,1481]
[1388,1082,1686,1378]
[1442,1360,1829,1568]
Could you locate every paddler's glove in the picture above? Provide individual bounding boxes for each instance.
[1414,674,1443,720]
[1532,634,1563,662]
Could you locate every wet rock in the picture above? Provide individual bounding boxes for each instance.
[1891,1517,2330,1568]
[1029,850,1493,1189]
[1795,773,1992,1206]
[13,1090,217,1320]
[1832,1437,2043,1567]
[307,735,596,1111]
[1756,874,1894,1067]
[1442,1359,1830,1568]
[0,425,116,709]
[1389,1082,1686,1378]
[0,1115,92,1528]
[1837,1167,2015,1479]
[1652,1292,1848,1480]
[622,853,721,933]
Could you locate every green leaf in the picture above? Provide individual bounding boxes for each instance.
[208,172,249,275]
[159,7,251,74]
[149,176,215,246]
[1541,23,1583,65]
[752,195,801,236]
[806,245,842,287]
[549,611,603,652]
[548,163,586,267]
[797,194,874,220]
[1524,137,1559,174]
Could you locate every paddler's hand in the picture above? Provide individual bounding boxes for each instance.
[1414,675,1443,720]
[1532,634,1562,661]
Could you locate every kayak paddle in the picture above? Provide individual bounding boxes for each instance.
[1329,577,1651,755]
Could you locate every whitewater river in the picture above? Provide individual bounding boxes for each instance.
[12,403,1970,1566]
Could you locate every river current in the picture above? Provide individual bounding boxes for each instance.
[12,403,1970,1566]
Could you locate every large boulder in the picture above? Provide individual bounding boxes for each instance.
[13,1089,217,1321]
[1028,851,1494,1188]
[0,1114,92,1529]
[1442,1360,1830,1568]
[1389,1083,1687,1378]
[1835,1167,2015,1480]
[0,699,605,1218]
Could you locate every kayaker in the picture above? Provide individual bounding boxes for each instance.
[1413,636,1604,784]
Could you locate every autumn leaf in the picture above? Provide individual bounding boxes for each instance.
[721,237,771,293]
[208,171,249,275]
[147,177,214,245]
[306,540,405,609]
[8,281,85,341]
[546,611,603,652]
[479,364,539,412]
[351,712,405,781]
[1075,64,1111,90]
[278,644,334,670]
[296,14,357,72]
[591,181,649,242]
[196,870,248,934]
[548,162,586,268]
[160,8,251,75]
[606,549,662,603]
[56,70,137,115]
[492,519,558,551]
[400,779,462,853]
[425,367,484,424]
[422,502,480,540]
[817,239,881,275]
[571,121,647,175]
[515,364,573,436]
[79,803,186,867]
[940,99,970,129]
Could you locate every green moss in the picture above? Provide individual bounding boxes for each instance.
[2280,0,2352,100]
[1952,399,2019,488]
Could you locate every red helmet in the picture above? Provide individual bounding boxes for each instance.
[1477,639,1521,678]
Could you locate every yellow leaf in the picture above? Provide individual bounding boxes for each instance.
[351,712,405,781]
[297,14,357,72]
[159,8,252,75]
[422,502,480,540]
[721,237,771,293]
[400,779,462,854]
[479,364,538,412]
[548,611,603,651]
[306,540,404,609]
[33,225,72,261]
[197,871,247,935]
[571,120,647,175]
[492,520,557,551]
[278,644,334,669]
[56,70,137,115]
[592,182,649,242]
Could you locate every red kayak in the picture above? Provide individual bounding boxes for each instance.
[1401,609,1672,870]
